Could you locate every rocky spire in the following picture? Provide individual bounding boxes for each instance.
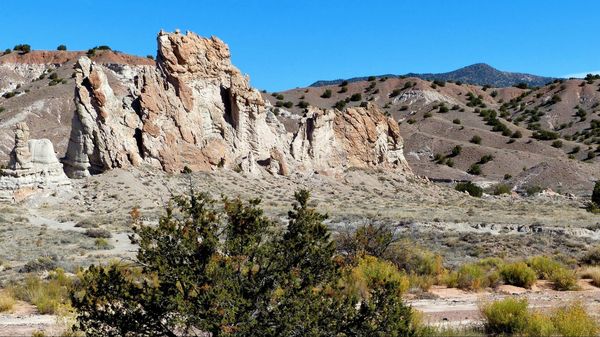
[63,31,412,178]
[1,122,70,202]
[9,122,32,170]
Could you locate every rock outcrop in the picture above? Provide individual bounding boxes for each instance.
[63,30,411,178]
[1,122,70,202]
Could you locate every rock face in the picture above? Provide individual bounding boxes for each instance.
[63,31,411,178]
[1,122,70,202]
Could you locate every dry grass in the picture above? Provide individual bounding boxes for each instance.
[10,269,72,315]
[0,290,16,312]
[579,266,600,287]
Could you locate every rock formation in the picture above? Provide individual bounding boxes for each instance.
[9,123,33,170]
[63,30,411,178]
[1,122,70,202]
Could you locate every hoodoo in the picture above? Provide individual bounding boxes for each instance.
[0,122,70,202]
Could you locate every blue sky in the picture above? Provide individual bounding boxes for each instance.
[2,1,599,91]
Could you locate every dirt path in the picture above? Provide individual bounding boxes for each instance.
[0,301,60,336]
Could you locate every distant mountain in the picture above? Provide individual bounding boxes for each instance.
[310,63,557,88]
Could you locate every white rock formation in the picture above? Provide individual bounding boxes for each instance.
[63,31,412,178]
[1,122,70,202]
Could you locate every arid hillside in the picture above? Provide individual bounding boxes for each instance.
[1,45,599,194]
[264,75,600,194]
[0,49,154,161]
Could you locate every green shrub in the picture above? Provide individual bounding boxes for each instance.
[587,151,596,160]
[455,182,482,197]
[580,246,600,265]
[455,264,487,290]
[511,130,523,138]
[527,256,564,279]
[524,312,556,337]
[500,262,536,288]
[94,238,113,250]
[282,101,293,109]
[549,94,562,104]
[433,154,445,164]
[515,83,528,89]
[390,88,402,97]
[320,89,332,98]
[20,256,57,273]
[13,44,31,53]
[552,140,563,148]
[470,135,482,144]
[423,112,432,118]
[56,44,67,51]
[592,181,600,206]
[551,302,598,337]
[11,269,72,315]
[334,100,346,110]
[84,228,112,239]
[452,118,461,124]
[533,130,559,140]
[467,163,481,175]
[481,298,529,335]
[478,154,493,164]
[526,185,544,196]
[492,184,511,195]
[385,240,445,278]
[297,100,309,109]
[549,268,578,291]
[350,93,362,101]
[451,145,462,156]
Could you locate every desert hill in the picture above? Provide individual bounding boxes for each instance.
[0,49,153,161]
[1,41,599,194]
[310,63,556,88]
[264,74,600,194]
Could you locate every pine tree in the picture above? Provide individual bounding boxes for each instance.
[70,189,416,336]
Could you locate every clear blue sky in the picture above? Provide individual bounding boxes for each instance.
[3,0,599,91]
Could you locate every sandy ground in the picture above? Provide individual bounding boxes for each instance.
[409,279,600,328]
[0,301,60,336]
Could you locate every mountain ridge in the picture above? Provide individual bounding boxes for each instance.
[310,63,557,88]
